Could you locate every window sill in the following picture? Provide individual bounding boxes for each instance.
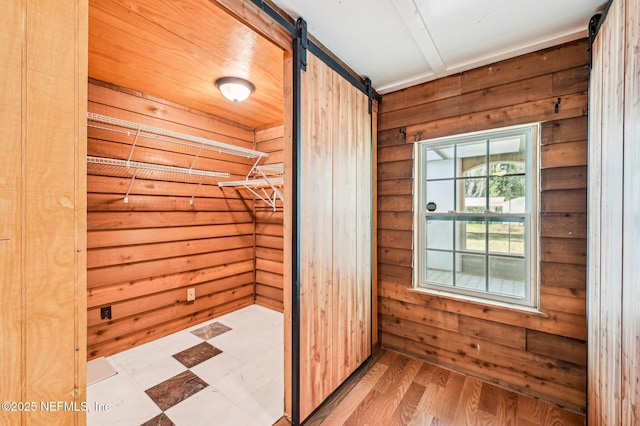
[407,286,549,318]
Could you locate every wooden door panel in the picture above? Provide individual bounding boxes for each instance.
[299,52,372,421]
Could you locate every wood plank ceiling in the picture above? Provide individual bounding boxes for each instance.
[88,0,285,130]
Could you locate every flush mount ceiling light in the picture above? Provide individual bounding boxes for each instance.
[215,77,255,102]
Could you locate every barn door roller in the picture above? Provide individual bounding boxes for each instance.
[587,13,602,71]
[247,0,381,106]
[296,18,308,72]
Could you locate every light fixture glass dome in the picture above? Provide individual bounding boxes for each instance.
[215,77,255,102]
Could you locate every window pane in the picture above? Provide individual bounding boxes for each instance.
[489,160,525,176]
[426,217,453,251]
[458,140,487,178]
[456,218,485,253]
[489,135,525,174]
[426,145,455,179]
[489,219,525,255]
[425,250,453,286]
[488,175,525,213]
[458,178,486,213]
[416,124,536,307]
[426,179,454,212]
[488,256,525,298]
[456,253,486,291]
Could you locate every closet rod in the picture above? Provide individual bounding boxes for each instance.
[87,112,269,159]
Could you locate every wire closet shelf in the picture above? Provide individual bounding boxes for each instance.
[86,112,283,208]
[218,162,284,211]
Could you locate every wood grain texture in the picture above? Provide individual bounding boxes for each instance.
[541,116,588,145]
[541,166,587,191]
[88,296,253,358]
[88,82,255,144]
[210,0,293,53]
[526,330,586,366]
[300,51,333,419]
[540,189,587,213]
[379,75,461,115]
[371,102,379,347]
[587,11,605,424]
[406,91,587,141]
[589,1,640,423]
[1,1,88,424]
[377,40,589,412]
[540,140,587,168]
[622,1,640,423]
[596,4,624,424]
[89,0,284,129]
[254,126,284,312]
[379,66,587,132]
[0,3,25,422]
[540,213,587,239]
[305,349,585,426]
[460,41,590,93]
[87,82,257,358]
[282,50,293,420]
[299,52,373,421]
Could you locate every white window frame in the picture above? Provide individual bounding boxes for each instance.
[413,123,540,309]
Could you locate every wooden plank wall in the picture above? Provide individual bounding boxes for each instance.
[1,1,87,424]
[254,125,285,312]
[87,81,258,359]
[376,39,589,413]
[299,52,373,421]
[589,0,640,424]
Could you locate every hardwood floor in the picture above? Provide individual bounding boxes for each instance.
[297,349,585,426]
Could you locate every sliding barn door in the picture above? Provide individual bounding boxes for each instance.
[588,0,640,424]
[298,52,373,421]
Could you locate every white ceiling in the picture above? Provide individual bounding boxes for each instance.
[272,0,607,94]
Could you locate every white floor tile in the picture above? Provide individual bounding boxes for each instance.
[239,376,285,425]
[87,356,118,386]
[215,403,264,426]
[190,352,243,385]
[87,370,161,425]
[209,365,271,404]
[108,341,187,390]
[154,329,204,355]
[164,388,234,426]
[209,333,260,364]
[184,317,217,333]
[249,348,284,380]
[87,305,284,426]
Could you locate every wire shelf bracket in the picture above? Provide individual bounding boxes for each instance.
[218,162,284,211]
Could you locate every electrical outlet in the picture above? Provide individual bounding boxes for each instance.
[100,306,112,320]
[187,288,196,302]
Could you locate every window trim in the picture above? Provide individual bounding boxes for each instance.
[413,123,540,310]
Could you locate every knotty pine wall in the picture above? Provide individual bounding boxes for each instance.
[2,2,87,423]
[87,81,261,359]
[254,126,285,312]
[377,39,589,413]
